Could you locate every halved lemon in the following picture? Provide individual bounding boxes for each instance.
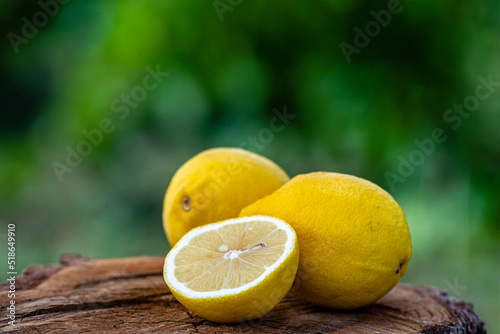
[163,215,299,323]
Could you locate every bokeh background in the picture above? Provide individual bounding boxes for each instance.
[1,0,499,331]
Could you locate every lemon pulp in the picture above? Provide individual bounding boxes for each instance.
[169,218,290,294]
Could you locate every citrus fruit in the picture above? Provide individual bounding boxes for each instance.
[163,215,299,323]
[240,172,412,309]
[162,148,289,247]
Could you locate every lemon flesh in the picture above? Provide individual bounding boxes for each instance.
[164,216,299,323]
[163,148,289,247]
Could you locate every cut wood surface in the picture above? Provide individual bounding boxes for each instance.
[0,254,486,333]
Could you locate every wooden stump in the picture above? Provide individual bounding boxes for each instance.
[0,254,486,333]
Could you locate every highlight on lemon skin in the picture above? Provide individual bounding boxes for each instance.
[162,147,289,247]
[163,215,299,323]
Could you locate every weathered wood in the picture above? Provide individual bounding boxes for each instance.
[0,254,486,333]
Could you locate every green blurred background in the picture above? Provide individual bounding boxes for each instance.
[1,0,498,331]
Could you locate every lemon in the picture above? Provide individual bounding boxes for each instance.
[163,148,289,247]
[163,215,299,323]
[240,172,412,309]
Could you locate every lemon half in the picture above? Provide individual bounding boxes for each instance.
[163,216,299,323]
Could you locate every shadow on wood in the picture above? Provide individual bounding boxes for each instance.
[0,254,486,333]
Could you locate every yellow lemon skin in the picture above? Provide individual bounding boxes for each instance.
[163,148,289,247]
[240,172,412,309]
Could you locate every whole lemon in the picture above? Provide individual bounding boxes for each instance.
[240,172,412,309]
[163,148,289,247]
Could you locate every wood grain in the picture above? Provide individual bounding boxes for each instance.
[0,254,486,333]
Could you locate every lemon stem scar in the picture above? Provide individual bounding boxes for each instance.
[182,197,191,211]
[396,260,404,274]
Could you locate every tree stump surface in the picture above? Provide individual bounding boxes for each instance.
[0,254,486,333]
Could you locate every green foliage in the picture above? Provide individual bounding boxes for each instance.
[0,0,498,331]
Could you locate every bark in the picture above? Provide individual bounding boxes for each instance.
[0,254,486,333]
